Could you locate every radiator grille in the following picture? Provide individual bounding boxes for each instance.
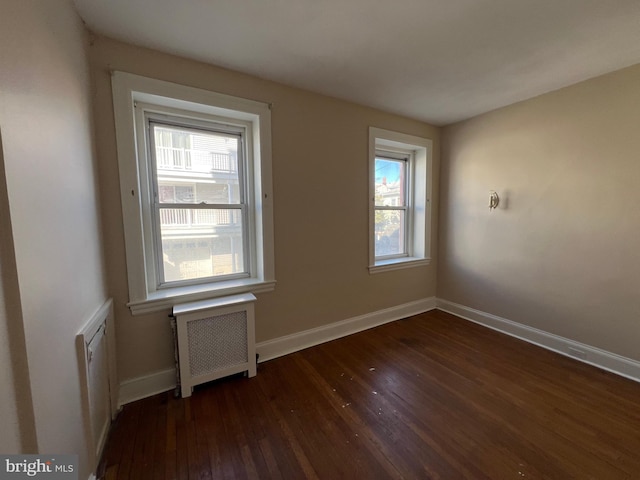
[187,311,248,376]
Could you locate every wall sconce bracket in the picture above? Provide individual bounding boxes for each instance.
[489,191,499,210]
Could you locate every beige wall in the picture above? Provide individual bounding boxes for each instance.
[0,215,22,453]
[0,272,22,453]
[89,36,439,382]
[0,132,37,453]
[439,64,640,361]
[0,0,107,476]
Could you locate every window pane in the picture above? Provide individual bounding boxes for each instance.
[375,209,405,257]
[153,124,241,205]
[175,185,194,203]
[159,208,245,283]
[374,158,405,207]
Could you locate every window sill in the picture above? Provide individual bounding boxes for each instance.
[368,257,431,274]
[127,278,276,315]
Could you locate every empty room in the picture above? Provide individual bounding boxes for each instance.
[1,1,640,479]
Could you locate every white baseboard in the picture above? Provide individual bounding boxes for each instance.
[117,297,639,404]
[117,297,437,405]
[256,297,437,362]
[118,368,176,406]
[437,298,640,383]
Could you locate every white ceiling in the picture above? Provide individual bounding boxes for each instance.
[73,0,640,126]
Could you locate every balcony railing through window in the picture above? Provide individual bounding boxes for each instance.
[156,146,237,173]
[159,208,240,227]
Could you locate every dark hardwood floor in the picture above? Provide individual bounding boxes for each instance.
[99,310,640,479]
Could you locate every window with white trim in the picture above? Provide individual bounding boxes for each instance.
[112,72,275,314]
[369,127,432,273]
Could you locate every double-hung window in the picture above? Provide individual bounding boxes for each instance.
[148,118,248,285]
[369,127,432,273]
[374,149,412,259]
[112,72,275,314]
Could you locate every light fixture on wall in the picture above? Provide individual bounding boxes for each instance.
[489,191,499,210]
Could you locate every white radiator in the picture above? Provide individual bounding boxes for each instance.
[172,293,257,398]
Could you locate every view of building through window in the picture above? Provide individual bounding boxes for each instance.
[151,124,246,284]
[374,155,407,257]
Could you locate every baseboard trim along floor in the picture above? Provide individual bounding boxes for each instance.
[118,295,640,406]
[118,297,437,405]
[437,298,640,384]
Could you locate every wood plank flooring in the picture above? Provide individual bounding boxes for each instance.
[99,310,640,479]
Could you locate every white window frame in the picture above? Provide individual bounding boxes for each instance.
[146,115,251,287]
[373,148,413,261]
[112,72,275,314]
[369,127,432,273]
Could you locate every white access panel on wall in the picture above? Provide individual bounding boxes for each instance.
[172,293,257,398]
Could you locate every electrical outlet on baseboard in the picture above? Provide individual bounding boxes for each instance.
[568,346,587,360]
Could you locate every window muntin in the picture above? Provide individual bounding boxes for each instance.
[374,151,412,259]
[147,118,250,287]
